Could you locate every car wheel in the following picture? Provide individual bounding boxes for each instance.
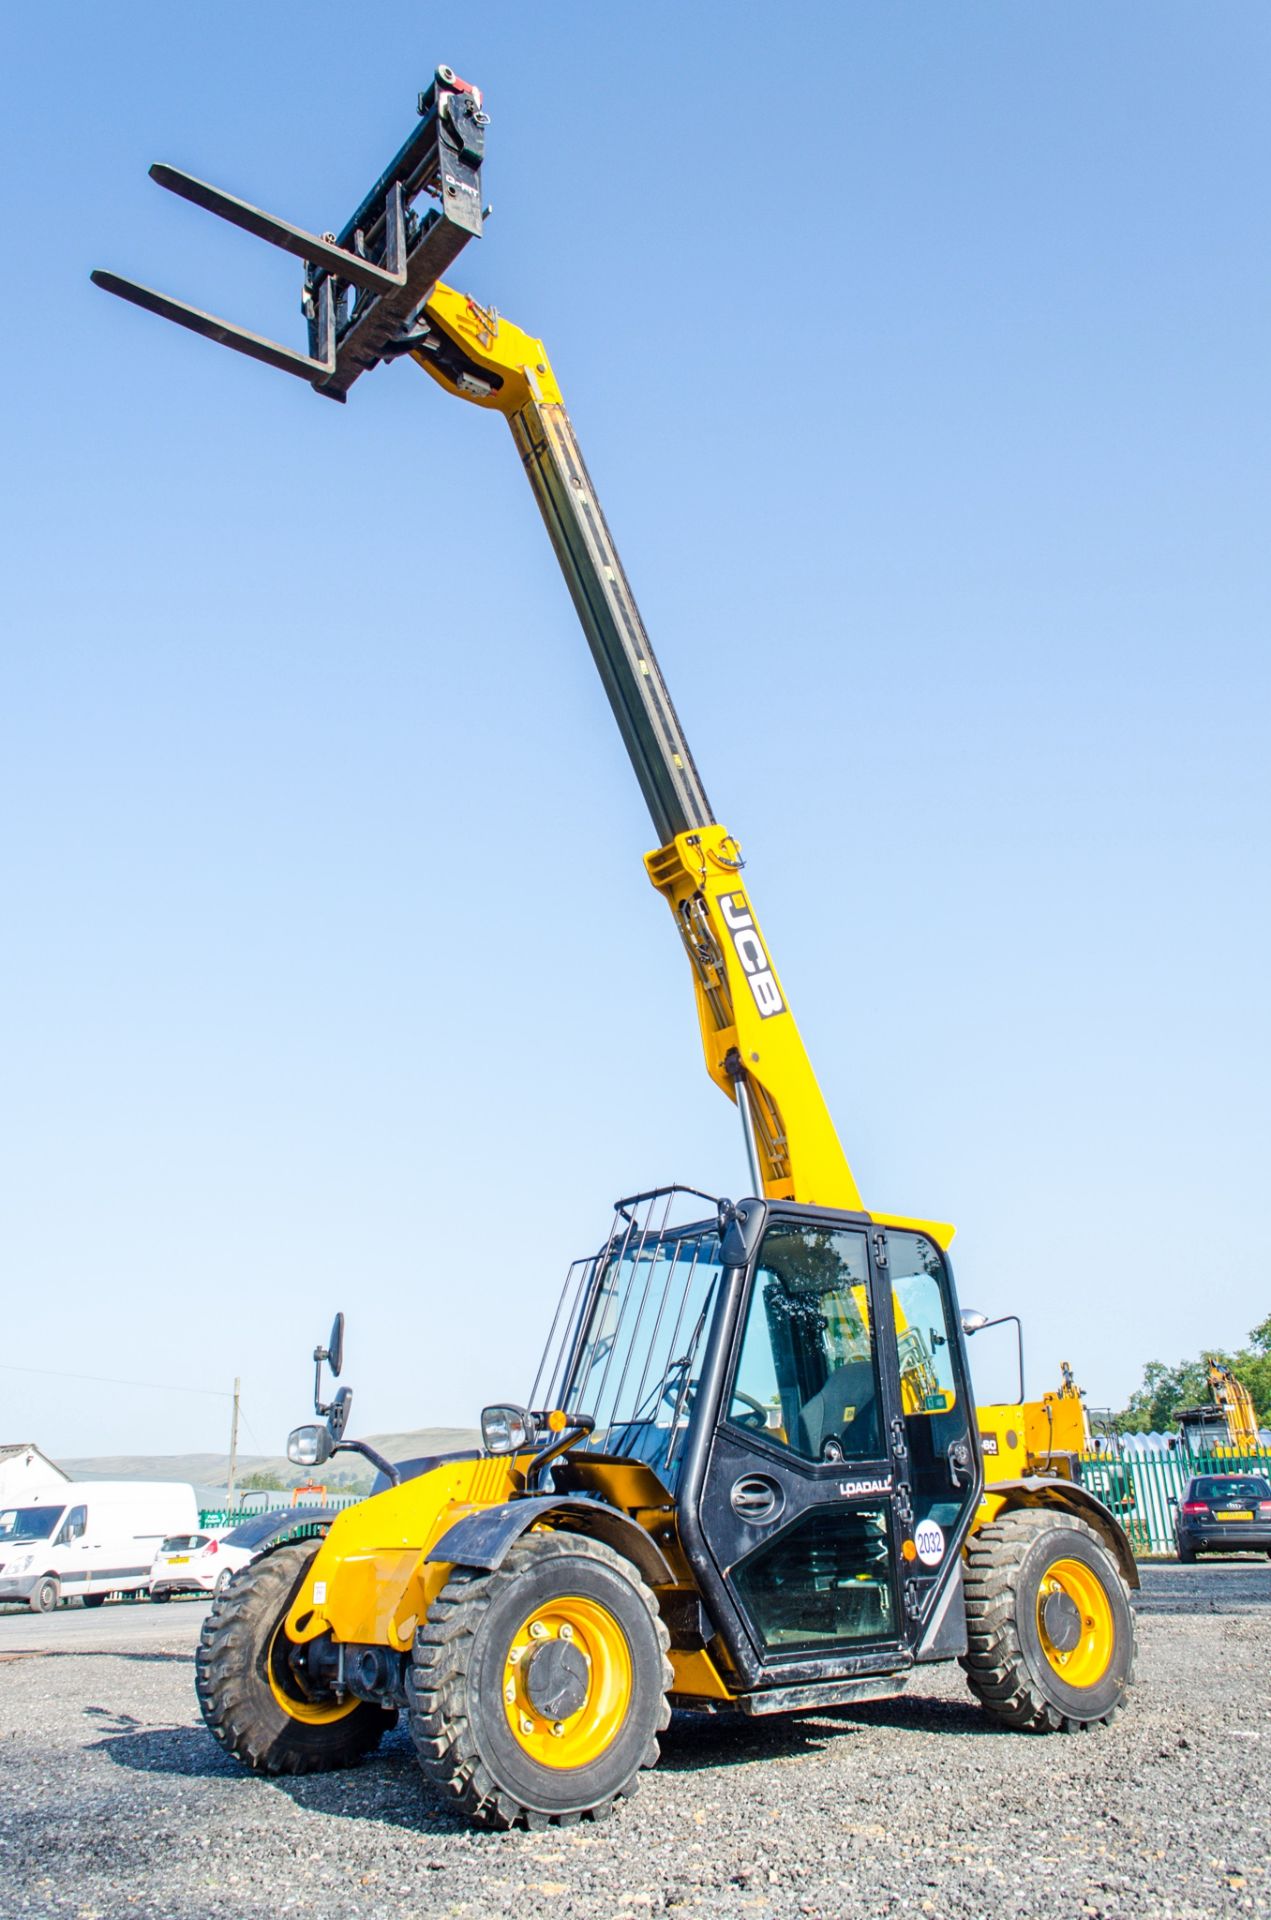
[214,1567,235,1595]
[82,1594,107,1609]
[29,1575,60,1614]
[1176,1543,1195,1564]
[151,1588,172,1604]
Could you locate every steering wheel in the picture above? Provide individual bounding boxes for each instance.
[730,1389,773,1433]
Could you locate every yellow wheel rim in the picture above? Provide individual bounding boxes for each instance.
[266,1621,360,1726]
[502,1593,632,1770]
[1036,1556,1115,1689]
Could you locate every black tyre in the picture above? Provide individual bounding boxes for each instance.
[1176,1542,1196,1565]
[150,1588,172,1603]
[195,1541,392,1776]
[29,1575,59,1615]
[407,1532,672,1830]
[961,1509,1135,1732]
[82,1594,107,1609]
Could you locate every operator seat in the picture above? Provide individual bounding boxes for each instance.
[797,1359,880,1461]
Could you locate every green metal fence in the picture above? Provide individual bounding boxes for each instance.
[1080,1447,1271,1556]
[198,1494,362,1530]
[200,1459,1271,1561]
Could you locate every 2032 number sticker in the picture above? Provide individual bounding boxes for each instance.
[914,1519,945,1567]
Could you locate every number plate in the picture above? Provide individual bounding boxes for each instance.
[1214,1510,1252,1522]
[168,1554,190,1563]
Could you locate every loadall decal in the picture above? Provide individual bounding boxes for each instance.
[719,892,785,1018]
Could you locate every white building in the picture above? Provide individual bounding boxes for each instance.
[0,1443,69,1502]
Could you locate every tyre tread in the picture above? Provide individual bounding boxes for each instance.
[407,1531,671,1830]
[959,1509,1134,1734]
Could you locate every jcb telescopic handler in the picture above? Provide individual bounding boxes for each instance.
[94,68,1137,1830]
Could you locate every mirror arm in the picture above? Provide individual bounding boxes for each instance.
[525,1416,596,1494]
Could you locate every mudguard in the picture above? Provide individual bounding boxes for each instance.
[984,1477,1140,1588]
[428,1496,675,1589]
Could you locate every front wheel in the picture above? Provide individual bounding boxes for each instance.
[961,1509,1135,1732]
[195,1542,392,1776]
[407,1532,672,1830]
[29,1575,59,1615]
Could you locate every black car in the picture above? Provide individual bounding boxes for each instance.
[1174,1473,1271,1561]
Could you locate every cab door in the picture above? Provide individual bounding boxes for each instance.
[872,1226,982,1655]
[695,1213,912,1673]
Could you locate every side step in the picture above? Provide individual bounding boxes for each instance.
[738,1676,908,1717]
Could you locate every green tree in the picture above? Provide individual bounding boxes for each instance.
[236,1469,292,1492]
[1115,1315,1271,1432]
[1115,1357,1214,1434]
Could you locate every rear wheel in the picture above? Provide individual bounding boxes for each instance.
[82,1594,107,1609]
[1176,1542,1196,1564]
[29,1575,59,1614]
[407,1532,672,1830]
[150,1588,172,1603]
[961,1509,1135,1732]
[196,1541,392,1775]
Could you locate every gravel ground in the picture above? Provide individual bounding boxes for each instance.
[1,1562,1269,1920]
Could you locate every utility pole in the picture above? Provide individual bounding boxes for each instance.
[226,1376,241,1510]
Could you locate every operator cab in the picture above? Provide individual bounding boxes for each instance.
[532,1187,983,1684]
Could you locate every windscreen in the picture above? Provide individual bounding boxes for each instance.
[1192,1477,1271,1503]
[0,1506,63,1543]
[530,1188,723,1478]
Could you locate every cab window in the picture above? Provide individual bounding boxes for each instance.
[728,1224,881,1463]
[56,1505,87,1546]
[888,1233,959,1416]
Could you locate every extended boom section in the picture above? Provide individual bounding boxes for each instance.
[90,77,863,1208]
[412,287,863,1208]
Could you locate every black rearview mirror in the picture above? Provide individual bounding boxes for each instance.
[328,1311,345,1378]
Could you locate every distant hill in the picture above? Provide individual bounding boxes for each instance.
[58,1427,481,1489]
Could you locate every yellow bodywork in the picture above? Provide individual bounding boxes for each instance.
[283,1450,739,1705]
[1202,1358,1261,1454]
[284,1455,521,1650]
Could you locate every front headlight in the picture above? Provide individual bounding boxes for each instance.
[287,1424,334,1467]
[481,1404,536,1454]
[12,1553,35,1574]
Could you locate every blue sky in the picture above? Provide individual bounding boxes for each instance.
[3,4,1268,1458]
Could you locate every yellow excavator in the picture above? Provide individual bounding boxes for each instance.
[1177,1358,1262,1457]
[94,67,1137,1831]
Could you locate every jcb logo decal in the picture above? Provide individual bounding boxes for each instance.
[719,892,785,1019]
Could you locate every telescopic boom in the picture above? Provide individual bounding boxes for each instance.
[91,71,901,1219]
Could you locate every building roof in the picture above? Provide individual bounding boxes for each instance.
[0,1443,70,1479]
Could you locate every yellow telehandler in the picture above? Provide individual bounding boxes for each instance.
[94,66,1137,1830]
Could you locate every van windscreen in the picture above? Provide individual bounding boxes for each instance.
[0,1507,64,1543]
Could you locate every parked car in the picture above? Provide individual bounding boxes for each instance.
[1174,1472,1271,1562]
[150,1531,240,1599]
[150,1507,340,1600]
[0,1482,198,1612]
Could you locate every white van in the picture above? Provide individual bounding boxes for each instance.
[0,1481,199,1613]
